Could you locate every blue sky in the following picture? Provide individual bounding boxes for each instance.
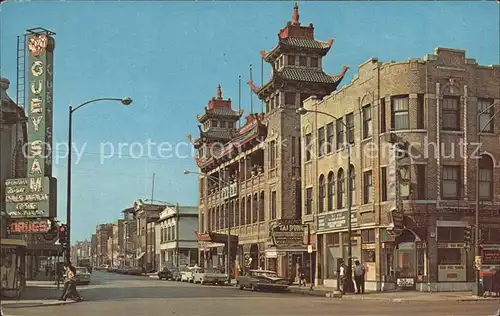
[1,1,498,242]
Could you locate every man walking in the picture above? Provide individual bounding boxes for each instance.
[59,263,83,301]
[354,260,366,294]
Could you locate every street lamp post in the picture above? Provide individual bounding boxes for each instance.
[184,169,233,284]
[474,101,499,296]
[66,97,132,263]
[297,107,354,293]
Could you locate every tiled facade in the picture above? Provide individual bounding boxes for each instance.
[300,48,500,291]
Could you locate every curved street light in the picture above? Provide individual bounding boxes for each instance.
[184,169,234,283]
[66,97,132,263]
[296,107,354,293]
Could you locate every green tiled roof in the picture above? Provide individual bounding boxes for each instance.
[278,68,341,84]
[280,38,331,50]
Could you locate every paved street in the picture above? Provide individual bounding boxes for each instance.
[3,272,499,316]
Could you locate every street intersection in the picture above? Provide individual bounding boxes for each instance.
[3,272,499,316]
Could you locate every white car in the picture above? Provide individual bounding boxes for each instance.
[180,267,196,283]
[193,267,228,285]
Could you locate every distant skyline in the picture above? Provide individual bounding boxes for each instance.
[1,1,498,241]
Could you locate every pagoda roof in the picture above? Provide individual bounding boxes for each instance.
[191,113,267,170]
[248,65,349,97]
[261,37,333,62]
[197,106,243,122]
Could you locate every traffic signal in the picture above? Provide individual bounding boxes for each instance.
[464,226,472,245]
[58,224,68,246]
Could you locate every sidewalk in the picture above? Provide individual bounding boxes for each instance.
[288,285,500,302]
[2,280,76,309]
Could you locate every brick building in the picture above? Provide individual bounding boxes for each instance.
[299,47,500,291]
[96,223,113,266]
[191,3,348,280]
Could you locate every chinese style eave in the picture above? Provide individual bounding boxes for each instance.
[260,37,334,63]
[196,107,244,123]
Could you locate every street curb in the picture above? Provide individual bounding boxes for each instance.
[287,289,330,297]
[3,301,77,309]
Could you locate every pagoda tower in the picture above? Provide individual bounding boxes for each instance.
[247,2,348,220]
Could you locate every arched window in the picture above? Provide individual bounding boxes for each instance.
[337,168,344,209]
[13,141,26,178]
[240,198,246,226]
[327,171,335,211]
[253,193,258,223]
[479,155,494,200]
[207,208,212,232]
[318,175,325,213]
[259,192,265,222]
[246,196,252,224]
[349,165,356,206]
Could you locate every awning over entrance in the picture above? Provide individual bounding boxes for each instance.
[136,252,145,260]
[195,232,238,245]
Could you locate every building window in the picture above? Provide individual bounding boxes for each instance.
[438,248,462,265]
[305,133,312,162]
[318,127,325,156]
[318,175,325,213]
[479,155,494,200]
[288,55,296,65]
[269,140,276,169]
[391,95,409,130]
[362,105,372,139]
[336,118,344,150]
[442,97,460,131]
[271,191,277,219]
[381,167,387,201]
[478,98,494,133]
[417,94,425,129]
[380,98,386,133]
[299,56,307,66]
[228,121,234,128]
[259,192,265,222]
[349,165,356,205]
[327,171,335,211]
[442,166,461,199]
[337,169,344,209]
[326,123,333,154]
[346,113,354,144]
[363,171,373,204]
[285,92,296,106]
[240,199,245,226]
[310,57,318,67]
[306,187,313,215]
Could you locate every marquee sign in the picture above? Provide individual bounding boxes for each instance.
[4,30,57,219]
[7,219,51,234]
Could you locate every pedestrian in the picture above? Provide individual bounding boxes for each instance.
[339,260,347,294]
[59,263,83,302]
[299,265,307,287]
[354,260,366,294]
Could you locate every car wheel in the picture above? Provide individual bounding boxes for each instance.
[239,285,244,290]
[252,285,258,291]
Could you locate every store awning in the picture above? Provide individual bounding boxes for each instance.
[195,232,238,244]
[136,252,145,260]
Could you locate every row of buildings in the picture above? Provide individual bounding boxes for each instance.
[189,3,500,292]
[81,200,198,271]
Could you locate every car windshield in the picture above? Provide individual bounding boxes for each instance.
[253,271,277,277]
[76,267,88,274]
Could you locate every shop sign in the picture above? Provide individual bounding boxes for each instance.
[387,209,404,236]
[397,278,414,287]
[317,211,358,232]
[5,177,57,218]
[4,32,56,219]
[268,219,304,248]
[220,183,238,200]
[7,219,51,234]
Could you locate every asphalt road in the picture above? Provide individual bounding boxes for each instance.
[5,271,500,316]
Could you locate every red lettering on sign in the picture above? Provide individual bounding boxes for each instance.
[8,220,48,233]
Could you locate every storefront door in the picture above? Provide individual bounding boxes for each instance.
[395,242,416,289]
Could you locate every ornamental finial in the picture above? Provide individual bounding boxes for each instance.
[292,2,300,25]
[216,84,222,99]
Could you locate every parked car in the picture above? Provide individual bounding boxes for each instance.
[74,266,91,285]
[127,267,142,276]
[193,267,227,285]
[237,270,288,292]
[158,267,173,280]
[180,266,196,283]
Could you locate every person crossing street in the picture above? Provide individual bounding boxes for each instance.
[59,262,83,302]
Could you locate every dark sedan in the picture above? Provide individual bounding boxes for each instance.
[237,270,289,292]
[158,267,173,280]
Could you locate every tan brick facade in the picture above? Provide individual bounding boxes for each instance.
[301,47,500,291]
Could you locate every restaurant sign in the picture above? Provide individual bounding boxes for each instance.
[268,219,304,248]
[317,210,358,232]
[4,31,57,219]
[221,183,238,200]
[7,219,51,234]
